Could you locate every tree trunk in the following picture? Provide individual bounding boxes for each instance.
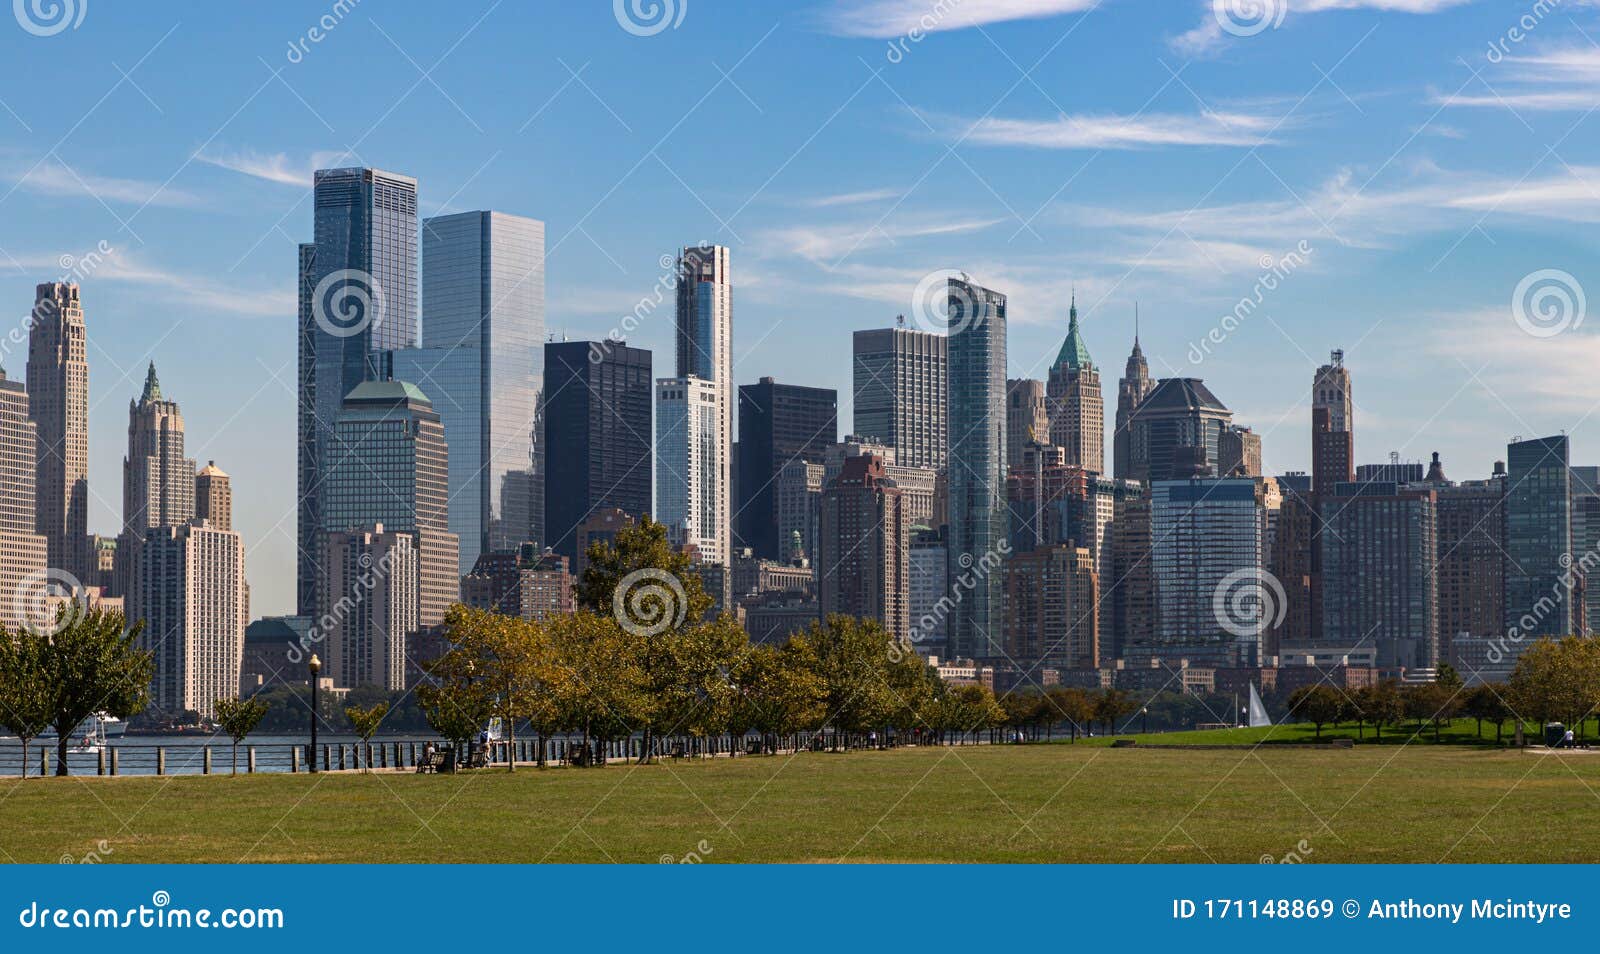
[232,743,239,775]
[507,717,516,773]
[20,739,28,779]
[640,725,654,765]
[55,733,69,776]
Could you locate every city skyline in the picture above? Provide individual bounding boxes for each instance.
[6,2,1600,617]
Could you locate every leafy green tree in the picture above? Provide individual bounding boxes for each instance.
[1042,686,1094,741]
[1286,685,1342,739]
[730,639,827,752]
[545,611,649,764]
[1360,682,1404,742]
[213,697,271,774]
[1094,687,1138,736]
[344,702,388,771]
[40,608,152,776]
[1000,692,1043,740]
[805,615,899,747]
[416,642,499,758]
[0,629,52,777]
[1403,682,1453,741]
[1462,684,1510,742]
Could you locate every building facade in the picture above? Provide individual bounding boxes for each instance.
[817,454,908,639]
[319,526,418,692]
[1145,477,1267,665]
[0,368,45,629]
[1005,543,1098,671]
[1046,298,1104,474]
[946,277,1008,659]
[1006,378,1048,472]
[736,377,837,559]
[1112,322,1153,482]
[852,326,947,470]
[1125,378,1233,485]
[28,281,90,581]
[542,340,653,559]
[130,520,247,718]
[195,462,232,532]
[656,376,727,565]
[118,364,196,597]
[1315,481,1439,670]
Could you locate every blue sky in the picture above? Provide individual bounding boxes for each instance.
[4,0,1600,616]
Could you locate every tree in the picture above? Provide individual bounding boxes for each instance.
[416,642,499,759]
[213,697,271,774]
[1461,684,1512,743]
[1508,637,1600,733]
[1094,688,1138,736]
[1000,692,1043,740]
[545,611,649,764]
[1042,686,1094,742]
[952,684,1007,742]
[578,516,715,762]
[0,629,52,778]
[1359,682,1404,742]
[1403,682,1453,742]
[344,702,388,772]
[1286,685,1343,740]
[39,608,152,776]
[730,640,826,753]
[804,615,899,747]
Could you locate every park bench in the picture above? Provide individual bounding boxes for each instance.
[746,738,763,755]
[668,742,687,759]
[415,749,455,774]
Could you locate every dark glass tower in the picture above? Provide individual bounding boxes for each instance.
[299,167,419,616]
[736,377,837,560]
[946,277,1008,660]
[1504,436,1574,658]
[542,340,654,560]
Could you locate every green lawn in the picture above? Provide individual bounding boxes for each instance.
[5,738,1599,863]
[1075,719,1515,746]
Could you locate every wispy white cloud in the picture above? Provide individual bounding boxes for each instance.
[196,147,354,187]
[1423,305,1600,416]
[760,215,1005,263]
[1173,0,1471,57]
[932,107,1283,150]
[1,249,289,317]
[1435,46,1600,112]
[7,160,199,208]
[823,0,1102,38]
[803,187,903,207]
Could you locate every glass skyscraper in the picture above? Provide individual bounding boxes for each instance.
[389,210,546,575]
[298,167,419,615]
[1501,435,1574,671]
[946,277,1007,660]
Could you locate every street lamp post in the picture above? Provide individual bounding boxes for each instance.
[308,653,321,774]
[1142,706,1149,735]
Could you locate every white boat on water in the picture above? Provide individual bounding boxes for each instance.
[39,713,126,741]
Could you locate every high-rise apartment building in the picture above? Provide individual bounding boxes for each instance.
[1315,481,1439,669]
[776,459,825,566]
[541,340,653,560]
[130,520,247,718]
[1144,476,1268,665]
[118,364,196,596]
[1219,425,1262,477]
[299,167,419,617]
[27,282,89,581]
[1311,350,1354,496]
[656,376,727,565]
[736,377,837,559]
[1495,435,1575,676]
[673,245,733,565]
[1431,460,1506,670]
[322,381,459,637]
[319,525,418,692]
[817,454,908,639]
[1005,544,1098,671]
[852,326,947,470]
[1046,298,1104,474]
[195,462,232,532]
[0,368,46,629]
[946,277,1008,659]
[389,210,545,574]
[461,545,576,622]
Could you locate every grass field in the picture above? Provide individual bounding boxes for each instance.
[5,730,1600,864]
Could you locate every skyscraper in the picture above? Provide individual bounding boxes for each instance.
[675,245,733,559]
[1432,460,1506,670]
[319,525,417,692]
[1005,378,1048,472]
[387,210,545,575]
[27,282,89,581]
[322,381,459,637]
[117,364,197,599]
[656,376,727,564]
[852,326,947,470]
[300,167,419,617]
[817,454,908,639]
[1046,296,1104,473]
[1500,435,1575,673]
[737,377,837,559]
[1004,544,1098,671]
[1144,476,1269,665]
[1125,378,1233,485]
[1112,314,1153,481]
[1219,425,1262,477]
[130,520,247,719]
[0,367,46,629]
[195,462,232,532]
[946,276,1008,659]
[541,340,653,560]
[1311,350,1354,496]
[1315,481,1439,669]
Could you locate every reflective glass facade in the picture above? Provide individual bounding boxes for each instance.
[946,278,1007,659]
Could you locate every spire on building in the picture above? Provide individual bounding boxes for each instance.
[141,362,162,404]
[1424,451,1448,485]
[1053,290,1094,371]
